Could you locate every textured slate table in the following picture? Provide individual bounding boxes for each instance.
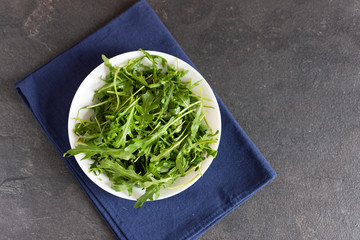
[1,0,359,239]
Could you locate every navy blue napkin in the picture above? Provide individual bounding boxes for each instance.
[15,1,276,239]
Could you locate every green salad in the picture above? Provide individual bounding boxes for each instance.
[65,50,218,208]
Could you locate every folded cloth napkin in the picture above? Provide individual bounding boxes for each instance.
[15,0,276,239]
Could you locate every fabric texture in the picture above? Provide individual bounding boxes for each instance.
[14,1,276,239]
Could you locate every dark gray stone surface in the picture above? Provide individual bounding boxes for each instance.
[1,0,359,239]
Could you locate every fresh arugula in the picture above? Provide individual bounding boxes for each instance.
[65,49,218,208]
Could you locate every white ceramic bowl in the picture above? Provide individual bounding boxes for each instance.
[68,50,221,201]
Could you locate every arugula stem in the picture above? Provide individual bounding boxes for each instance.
[85,100,110,109]
[113,68,120,111]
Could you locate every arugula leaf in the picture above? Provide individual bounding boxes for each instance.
[190,99,203,139]
[113,102,136,148]
[150,133,188,162]
[133,185,160,208]
[140,91,156,124]
[65,144,134,160]
[99,159,148,182]
[101,54,114,72]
